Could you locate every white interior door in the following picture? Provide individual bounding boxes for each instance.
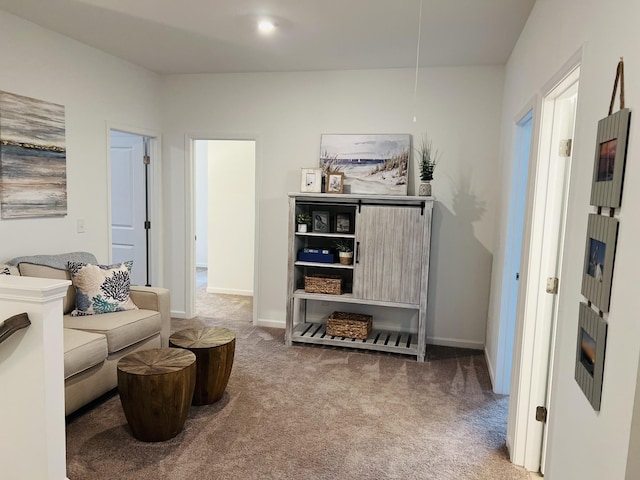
[110,131,147,286]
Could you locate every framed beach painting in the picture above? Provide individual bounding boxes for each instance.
[0,91,67,219]
[319,134,409,195]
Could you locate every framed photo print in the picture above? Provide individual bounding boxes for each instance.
[590,108,631,207]
[312,211,330,233]
[575,302,608,411]
[335,213,351,233]
[326,172,344,194]
[300,168,322,193]
[581,214,619,312]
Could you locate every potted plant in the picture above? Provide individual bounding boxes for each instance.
[334,239,354,265]
[415,134,440,196]
[296,212,311,232]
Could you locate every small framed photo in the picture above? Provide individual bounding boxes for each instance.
[312,211,330,233]
[326,172,344,194]
[581,214,619,312]
[300,168,322,193]
[590,108,631,207]
[575,302,608,410]
[335,213,351,233]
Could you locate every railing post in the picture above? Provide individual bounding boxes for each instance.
[0,276,70,480]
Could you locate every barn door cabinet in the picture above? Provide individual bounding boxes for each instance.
[285,193,433,361]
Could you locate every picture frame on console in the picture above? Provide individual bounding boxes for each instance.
[326,172,344,194]
[300,168,322,193]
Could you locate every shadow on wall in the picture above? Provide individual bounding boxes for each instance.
[427,172,492,346]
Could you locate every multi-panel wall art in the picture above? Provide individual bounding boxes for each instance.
[0,91,67,219]
[576,59,630,411]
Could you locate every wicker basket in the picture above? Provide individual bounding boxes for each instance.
[304,274,343,295]
[326,311,372,339]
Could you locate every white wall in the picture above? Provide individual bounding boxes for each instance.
[161,66,504,348]
[486,0,640,477]
[195,141,209,267]
[0,11,161,264]
[206,140,255,295]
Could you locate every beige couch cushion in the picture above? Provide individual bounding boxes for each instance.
[63,328,108,379]
[19,263,75,314]
[63,309,161,354]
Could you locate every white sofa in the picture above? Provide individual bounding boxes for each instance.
[5,253,170,415]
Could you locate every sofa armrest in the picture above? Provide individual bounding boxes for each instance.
[130,286,170,347]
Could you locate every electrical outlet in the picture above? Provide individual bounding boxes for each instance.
[77,218,86,233]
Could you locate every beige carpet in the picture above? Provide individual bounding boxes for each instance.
[65,281,528,479]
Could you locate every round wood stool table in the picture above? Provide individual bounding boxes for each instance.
[117,348,196,442]
[169,326,236,405]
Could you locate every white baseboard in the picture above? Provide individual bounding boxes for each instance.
[170,310,187,319]
[206,287,253,296]
[256,318,285,329]
[427,336,484,350]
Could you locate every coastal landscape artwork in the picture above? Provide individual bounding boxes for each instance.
[319,134,409,195]
[0,91,67,218]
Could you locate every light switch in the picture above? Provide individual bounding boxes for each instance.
[77,218,86,233]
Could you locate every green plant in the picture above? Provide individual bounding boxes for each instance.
[333,239,353,253]
[296,212,311,224]
[415,134,440,182]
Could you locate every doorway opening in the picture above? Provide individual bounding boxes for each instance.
[192,139,256,318]
[494,108,533,395]
[506,57,580,474]
[108,128,161,287]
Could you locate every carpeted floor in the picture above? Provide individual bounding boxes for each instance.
[65,277,529,479]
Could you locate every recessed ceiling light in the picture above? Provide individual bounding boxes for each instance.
[258,20,275,33]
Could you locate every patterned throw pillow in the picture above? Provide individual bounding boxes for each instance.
[68,261,138,316]
[0,264,19,275]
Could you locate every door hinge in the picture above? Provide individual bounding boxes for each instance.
[144,220,151,230]
[143,155,151,165]
[536,406,548,423]
[546,277,559,294]
[559,139,572,157]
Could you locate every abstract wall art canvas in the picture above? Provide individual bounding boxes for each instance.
[0,91,67,219]
[319,134,409,195]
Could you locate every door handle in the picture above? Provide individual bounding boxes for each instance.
[355,241,360,264]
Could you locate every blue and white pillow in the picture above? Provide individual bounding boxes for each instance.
[68,261,138,316]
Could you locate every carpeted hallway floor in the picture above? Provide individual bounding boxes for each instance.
[65,272,530,479]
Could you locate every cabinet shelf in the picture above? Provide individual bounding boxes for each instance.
[293,289,419,309]
[291,322,419,356]
[294,261,354,270]
[295,232,355,238]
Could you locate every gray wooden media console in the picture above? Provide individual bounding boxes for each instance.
[286,193,434,361]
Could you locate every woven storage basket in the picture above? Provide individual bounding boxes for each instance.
[326,311,372,339]
[304,274,343,295]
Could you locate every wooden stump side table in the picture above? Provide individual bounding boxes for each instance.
[117,348,196,442]
[169,327,236,405]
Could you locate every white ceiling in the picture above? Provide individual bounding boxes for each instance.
[0,0,535,75]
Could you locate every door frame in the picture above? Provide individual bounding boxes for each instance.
[506,49,582,472]
[184,133,261,324]
[106,122,163,287]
